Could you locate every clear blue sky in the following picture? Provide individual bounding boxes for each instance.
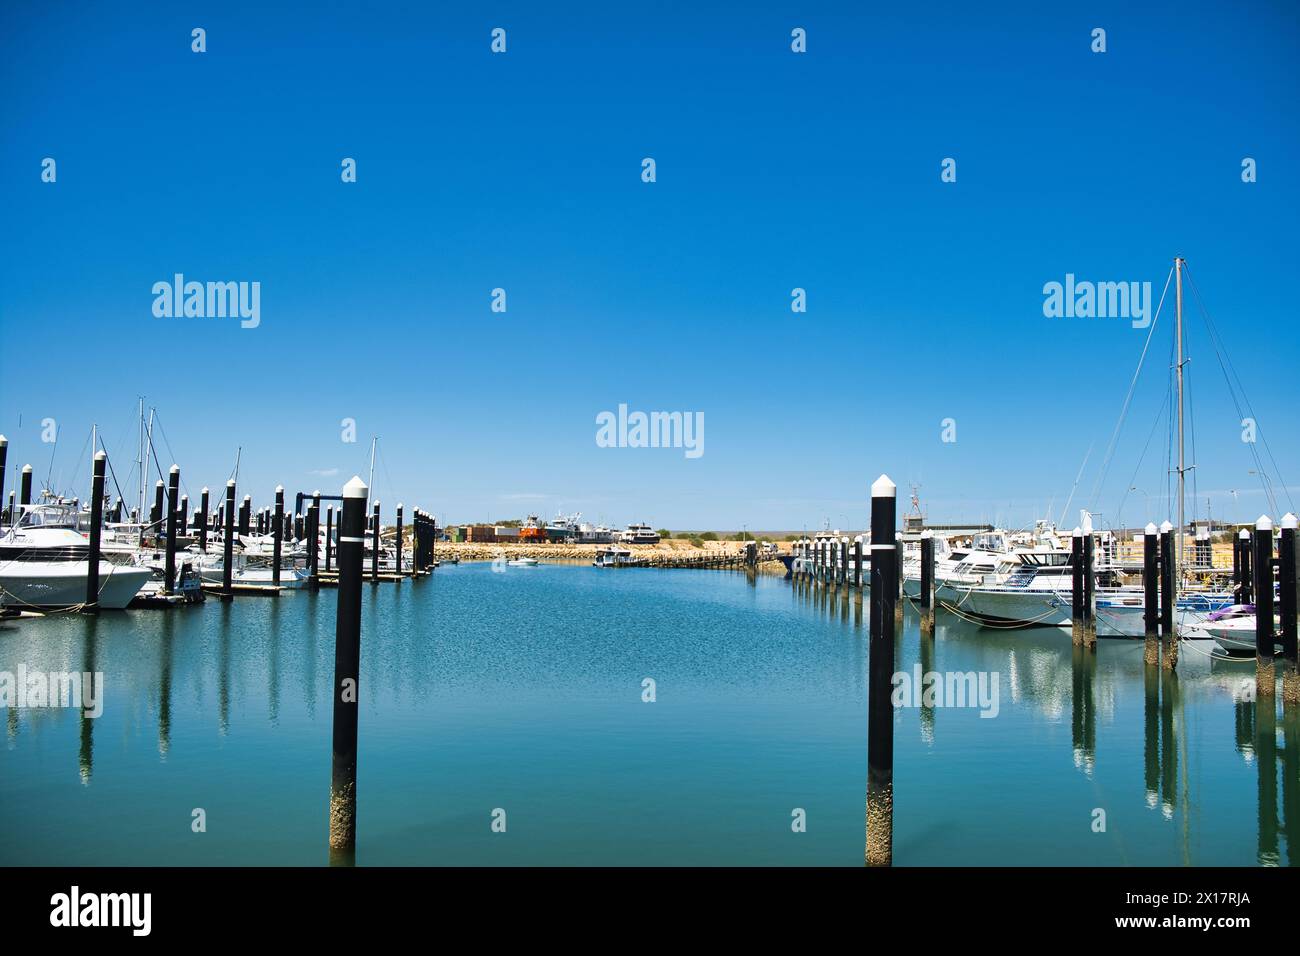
[2,1,1297,531]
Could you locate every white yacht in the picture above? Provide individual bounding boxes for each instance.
[618,523,660,545]
[0,503,152,610]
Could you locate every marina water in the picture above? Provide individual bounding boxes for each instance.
[1,564,1294,866]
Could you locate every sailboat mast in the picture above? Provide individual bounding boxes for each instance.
[1175,256,1185,590]
[368,437,377,495]
[137,398,146,520]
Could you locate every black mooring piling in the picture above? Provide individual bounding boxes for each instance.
[239,495,251,537]
[1082,524,1096,647]
[199,487,209,553]
[0,435,7,524]
[919,531,934,634]
[273,486,284,587]
[85,451,106,612]
[1071,527,1084,645]
[325,506,334,572]
[1239,528,1253,604]
[151,479,164,532]
[1255,516,1276,697]
[867,474,896,867]
[330,475,368,856]
[20,463,33,508]
[1280,513,1298,705]
[222,480,236,599]
[395,503,404,577]
[1159,521,1177,669]
[1143,522,1159,665]
[308,496,320,590]
[164,465,180,595]
[371,501,380,581]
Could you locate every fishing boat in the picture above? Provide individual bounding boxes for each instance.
[544,513,580,543]
[507,557,539,567]
[518,514,547,543]
[0,503,152,610]
[593,546,647,568]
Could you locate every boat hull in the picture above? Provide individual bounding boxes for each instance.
[0,561,152,610]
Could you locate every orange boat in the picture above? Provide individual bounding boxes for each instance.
[518,514,546,543]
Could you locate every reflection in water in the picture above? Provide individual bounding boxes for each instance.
[1159,666,1179,820]
[1284,706,1299,866]
[268,597,282,727]
[79,617,100,784]
[4,565,1299,866]
[1144,662,1159,808]
[303,590,319,719]
[919,624,935,745]
[1235,695,1255,759]
[158,611,174,758]
[1070,646,1096,774]
[1257,697,1278,865]
[218,600,232,736]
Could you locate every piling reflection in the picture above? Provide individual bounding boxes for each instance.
[1257,695,1278,865]
[79,616,100,784]
[1159,666,1179,820]
[302,590,320,719]
[268,596,282,726]
[1283,705,1299,866]
[158,610,174,758]
[217,599,232,736]
[1070,645,1096,774]
[918,619,935,744]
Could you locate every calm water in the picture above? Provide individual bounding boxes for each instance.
[1,564,1295,866]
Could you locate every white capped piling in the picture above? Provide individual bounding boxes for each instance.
[1159,520,1177,669]
[0,436,7,524]
[395,503,404,578]
[330,475,368,854]
[867,474,896,867]
[1280,513,1298,705]
[85,451,106,612]
[222,480,236,598]
[1239,528,1254,604]
[893,531,904,628]
[1071,527,1084,645]
[239,495,251,537]
[151,479,164,532]
[919,530,934,634]
[1255,516,1275,697]
[309,491,321,589]
[371,501,380,581]
[1082,516,1096,647]
[1143,523,1159,665]
[199,487,210,553]
[325,506,334,572]
[272,486,284,587]
[20,463,33,507]
[164,465,180,595]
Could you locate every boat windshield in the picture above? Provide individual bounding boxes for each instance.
[17,505,78,529]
